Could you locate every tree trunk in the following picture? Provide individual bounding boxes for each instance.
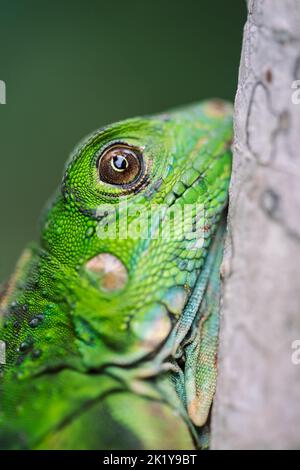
[211,0,300,449]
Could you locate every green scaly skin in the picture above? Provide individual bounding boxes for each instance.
[0,101,232,450]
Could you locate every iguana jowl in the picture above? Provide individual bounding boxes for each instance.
[0,101,232,449]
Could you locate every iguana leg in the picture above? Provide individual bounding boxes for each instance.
[184,220,225,430]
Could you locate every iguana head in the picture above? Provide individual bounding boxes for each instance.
[39,101,232,369]
[1,101,232,375]
[0,101,232,449]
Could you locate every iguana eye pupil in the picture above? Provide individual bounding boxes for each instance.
[98,144,143,186]
[111,155,128,172]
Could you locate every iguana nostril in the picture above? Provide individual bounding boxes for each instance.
[85,253,128,292]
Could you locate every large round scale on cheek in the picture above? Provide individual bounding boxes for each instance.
[85,253,128,292]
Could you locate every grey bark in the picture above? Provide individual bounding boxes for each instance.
[211,0,300,449]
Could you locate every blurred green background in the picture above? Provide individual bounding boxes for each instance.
[0,0,245,282]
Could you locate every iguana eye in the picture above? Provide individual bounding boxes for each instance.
[97,144,143,186]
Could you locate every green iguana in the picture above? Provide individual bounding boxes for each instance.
[0,101,232,450]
